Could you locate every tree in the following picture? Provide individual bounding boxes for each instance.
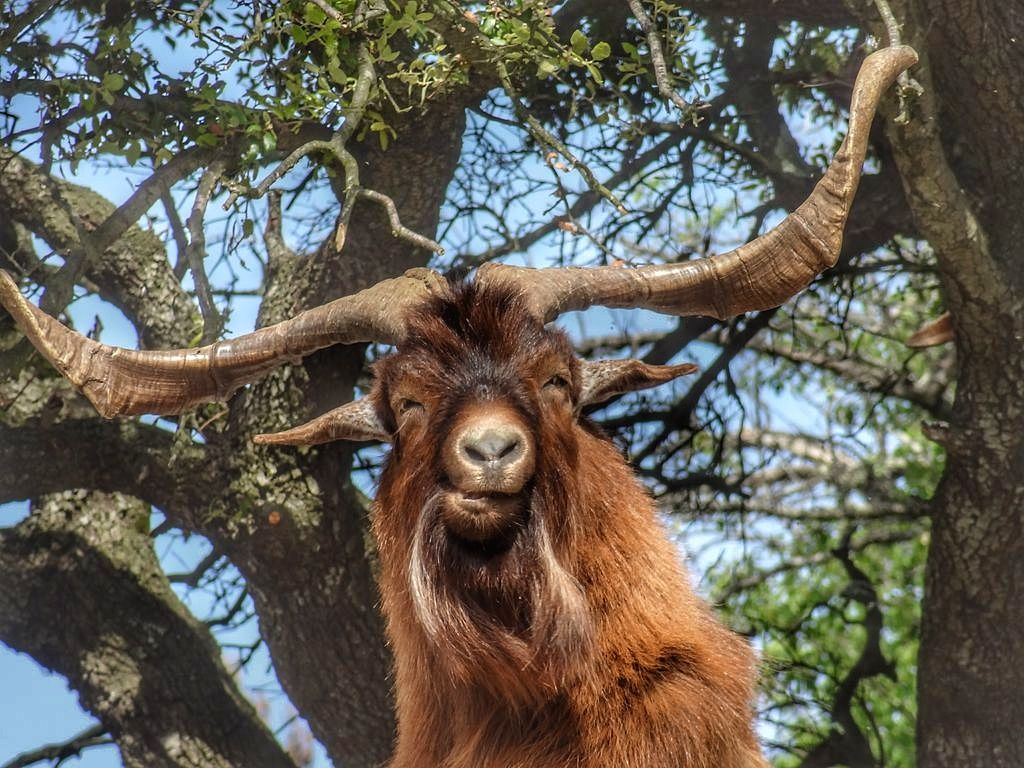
[0,1,1018,767]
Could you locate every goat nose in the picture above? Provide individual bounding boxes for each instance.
[445,414,536,495]
[460,426,521,466]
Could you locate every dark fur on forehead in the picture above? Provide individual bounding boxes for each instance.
[398,276,574,367]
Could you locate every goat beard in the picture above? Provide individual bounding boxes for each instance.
[409,489,594,705]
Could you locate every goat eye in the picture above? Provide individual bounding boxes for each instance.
[398,398,424,415]
[544,374,569,390]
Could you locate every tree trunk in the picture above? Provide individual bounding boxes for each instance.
[855,0,1024,764]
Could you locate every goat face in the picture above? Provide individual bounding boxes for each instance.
[369,280,694,696]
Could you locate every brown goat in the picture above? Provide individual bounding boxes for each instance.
[372,282,768,767]
[0,47,916,768]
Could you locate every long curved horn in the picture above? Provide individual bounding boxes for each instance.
[477,46,918,323]
[0,267,444,417]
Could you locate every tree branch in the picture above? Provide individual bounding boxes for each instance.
[626,0,700,118]
[89,147,214,255]
[715,528,919,601]
[0,419,212,524]
[0,0,62,51]
[496,60,627,214]
[0,491,296,768]
[185,160,227,343]
[797,543,897,768]
[1,725,112,768]
[0,147,195,349]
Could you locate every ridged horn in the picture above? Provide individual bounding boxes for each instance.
[476,46,918,323]
[253,398,389,445]
[0,267,444,417]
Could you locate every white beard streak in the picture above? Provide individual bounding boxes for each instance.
[408,496,594,683]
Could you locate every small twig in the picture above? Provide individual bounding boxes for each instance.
[89,147,212,254]
[163,187,191,279]
[544,158,618,262]
[626,0,701,120]
[357,189,445,254]
[871,0,923,123]
[2,724,111,768]
[308,0,350,27]
[263,190,296,266]
[188,0,214,32]
[167,549,222,587]
[185,161,226,344]
[496,61,627,214]
[204,587,251,628]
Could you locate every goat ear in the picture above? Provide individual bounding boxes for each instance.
[253,398,390,446]
[907,311,955,348]
[578,359,698,408]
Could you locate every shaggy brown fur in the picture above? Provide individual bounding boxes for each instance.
[371,280,767,768]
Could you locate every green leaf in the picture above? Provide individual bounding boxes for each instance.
[303,2,326,25]
[570,29,588,55]
[102,73,125,92]
[536,58,559,78]
[124,141,141,165]
[327,58,346,85]
[591,41,611,61]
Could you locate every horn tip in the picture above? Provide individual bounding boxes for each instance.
[668,362,700,376]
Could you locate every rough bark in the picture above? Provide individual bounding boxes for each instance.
[0,420,212,510]
[0,491,295,768]
[912,1,1024,763]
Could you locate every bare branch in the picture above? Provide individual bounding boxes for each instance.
[356,189,444,254]
[0,147,195,348]
[163,187,191,280]
[733,330,954,419]
[89,148,213,254]
[167,549,223,587]
[185,160,227,344]
[1,724,111,768]
[262,190,297,267]
[0,419,212,523]
[0,0,61,51]
[460,131,685,265]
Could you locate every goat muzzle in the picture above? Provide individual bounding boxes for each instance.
[439,404,536,543]
[442,405,536,495]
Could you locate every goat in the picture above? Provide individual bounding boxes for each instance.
[0,47,915,768]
